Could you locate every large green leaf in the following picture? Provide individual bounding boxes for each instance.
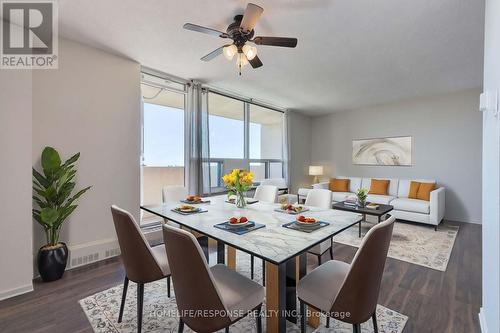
[41,147,61,177]
[64,186,92,207]
[55,205,78,228]
[61,152,80,169]
[33,168,50,188]
[56,181,76,205]
[40,208,59,227]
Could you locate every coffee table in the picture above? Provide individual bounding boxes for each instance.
[332,201,394,237]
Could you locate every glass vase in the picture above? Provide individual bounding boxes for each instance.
[236,191,247,208]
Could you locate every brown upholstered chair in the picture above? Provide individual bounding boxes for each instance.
[162,224,265,333]
[298,215,395,333]
[111,205,172,333]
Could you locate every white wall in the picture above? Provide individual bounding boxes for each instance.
[288,111,312,193]
[311,89,482,223]
[0,66,34,299]
[480,0,500,330]
[32,38,141,268]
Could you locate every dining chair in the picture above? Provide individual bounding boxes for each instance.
[111,205,172,333]
[305,189,334,264]
[161,185,209,262]
[162,224,265,333]
[298,216,395,333]
[249,185,278,281]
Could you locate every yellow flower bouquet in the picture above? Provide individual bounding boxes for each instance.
[222,169,254,208]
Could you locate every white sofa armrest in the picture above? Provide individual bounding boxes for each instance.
[430,187,445,225]
[312,182,329,189]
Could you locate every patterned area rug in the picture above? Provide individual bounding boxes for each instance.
[80,254,408,333]
[333,220,459,271]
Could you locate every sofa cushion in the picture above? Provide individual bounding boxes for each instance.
[337,176,362,193]
[398,179,436,198]
[408,181,420,199]
[366,194,395,205]
[369,179,390,195]
[391,198,430,214]
[331,192,353,202]
[362,178,399,196]
[416,182,436,201]
[329,178,350,192]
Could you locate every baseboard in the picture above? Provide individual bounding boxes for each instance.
[479,308,488,333]
[0,283,33,301]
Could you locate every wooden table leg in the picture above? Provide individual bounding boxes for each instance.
[266,262,286,333]
[227,246,236,270]
[307,305,321,328]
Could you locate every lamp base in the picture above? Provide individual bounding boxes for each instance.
[312,176,319,184]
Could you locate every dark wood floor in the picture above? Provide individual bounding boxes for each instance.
[0,220,481,333]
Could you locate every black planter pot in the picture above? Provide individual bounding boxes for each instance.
[37,242,69,282]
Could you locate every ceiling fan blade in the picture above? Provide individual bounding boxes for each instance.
[240,3,264,33]
[183,23,228,38]
[253,36,298,48]
[249,55,263,68]
[200,45,227,61]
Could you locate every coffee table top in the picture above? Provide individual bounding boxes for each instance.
[333,201,393,216]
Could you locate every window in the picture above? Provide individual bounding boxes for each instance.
[141,73,186,225]
[206,91,285,192]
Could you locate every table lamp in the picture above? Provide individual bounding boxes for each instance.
[309,165,323,184]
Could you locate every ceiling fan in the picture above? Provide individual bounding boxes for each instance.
[183,3,298,75]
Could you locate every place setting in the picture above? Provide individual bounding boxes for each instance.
[274,203,309,215]
[282,214,330,233]
[180,194,210,204]
[214,215,266,235]
[171,204,208,215]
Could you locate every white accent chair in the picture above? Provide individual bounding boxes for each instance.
[162,185,188,203]
[313,177,446,230]
[305,189,334,265]
[254,185,279,203]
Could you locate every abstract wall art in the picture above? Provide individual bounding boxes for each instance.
[352,136,412,166]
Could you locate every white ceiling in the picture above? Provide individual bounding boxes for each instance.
[58,0,484,115]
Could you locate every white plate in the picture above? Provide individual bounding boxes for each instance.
[226,220,251,228]
[295,219,320,227]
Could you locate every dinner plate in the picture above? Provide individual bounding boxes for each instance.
[226,220,251,228]
[295,220,320,227]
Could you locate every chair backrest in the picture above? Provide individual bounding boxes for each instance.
[331,216,395,323]
[162,185,188,203]
[305,189,332,209]
[162,224,231,332]
[254,185,279,203]
[110,205,164,283]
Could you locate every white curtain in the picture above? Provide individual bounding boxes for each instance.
[282,110,291,188]
[185,82,211,195]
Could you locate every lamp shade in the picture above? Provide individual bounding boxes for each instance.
[309,165,323,176]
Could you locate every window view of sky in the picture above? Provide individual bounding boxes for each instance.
[143,103,261,166]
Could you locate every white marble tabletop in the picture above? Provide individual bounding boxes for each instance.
[142,196,362,265]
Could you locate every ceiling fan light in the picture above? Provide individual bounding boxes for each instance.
[236,53,249,67]
[242,44,257,60]
[223,44,237,60]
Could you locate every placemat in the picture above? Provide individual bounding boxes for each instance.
[171,208,208,215]
[180,199,211,204]
[225,198,259,205]
[214,221,265,235]
[282,221,330,233]
[274,207,310,215]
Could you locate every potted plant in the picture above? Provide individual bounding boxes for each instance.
[32,147,91,282]
[222,169,254,208]
[356,188,368,208]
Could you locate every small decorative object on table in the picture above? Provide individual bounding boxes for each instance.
[222,169,254,208]
[356,188,368,208]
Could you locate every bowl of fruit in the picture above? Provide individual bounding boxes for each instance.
[227,216,250,228]
[281,204,305,213]
[296,215,319,227]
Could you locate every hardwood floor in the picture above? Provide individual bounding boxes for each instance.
[0,220,481,333]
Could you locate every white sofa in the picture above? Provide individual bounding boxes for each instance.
[312,177,446,229]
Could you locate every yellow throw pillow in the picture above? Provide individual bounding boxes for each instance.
[329,178,350,192]
[408,181,421,199]
[416,182,436,201]
[369,179,390,195]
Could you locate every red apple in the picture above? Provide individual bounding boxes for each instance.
[229,217,238,224]
[240,216,248,223]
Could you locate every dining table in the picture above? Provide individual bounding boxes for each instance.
[141,195,363,333]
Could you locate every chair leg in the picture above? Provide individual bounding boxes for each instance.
[326,316,330,328]
[167,276,171,298]
[372,312,379,333]
[317,254,322,266]
[256,304,263,333]
[352,323,361,333]
[329,243,334,260]
[118,276,129,323]
[137,283,144,333]
[251,255,255,279]
[299,301,306,333]
[178,318,184,333]
[262,259,266,286]
[225,327,229,333]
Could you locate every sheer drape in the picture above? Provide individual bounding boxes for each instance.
[282,110,291,188]
[185,82,211,195]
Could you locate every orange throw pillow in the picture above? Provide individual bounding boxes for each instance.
[416,182,436,201]
[369,179,390,195]
[329,178,350,192]
[408,181,420,199]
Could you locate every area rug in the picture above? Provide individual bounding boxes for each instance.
[333,220,459,271]
[80,255,408,333]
